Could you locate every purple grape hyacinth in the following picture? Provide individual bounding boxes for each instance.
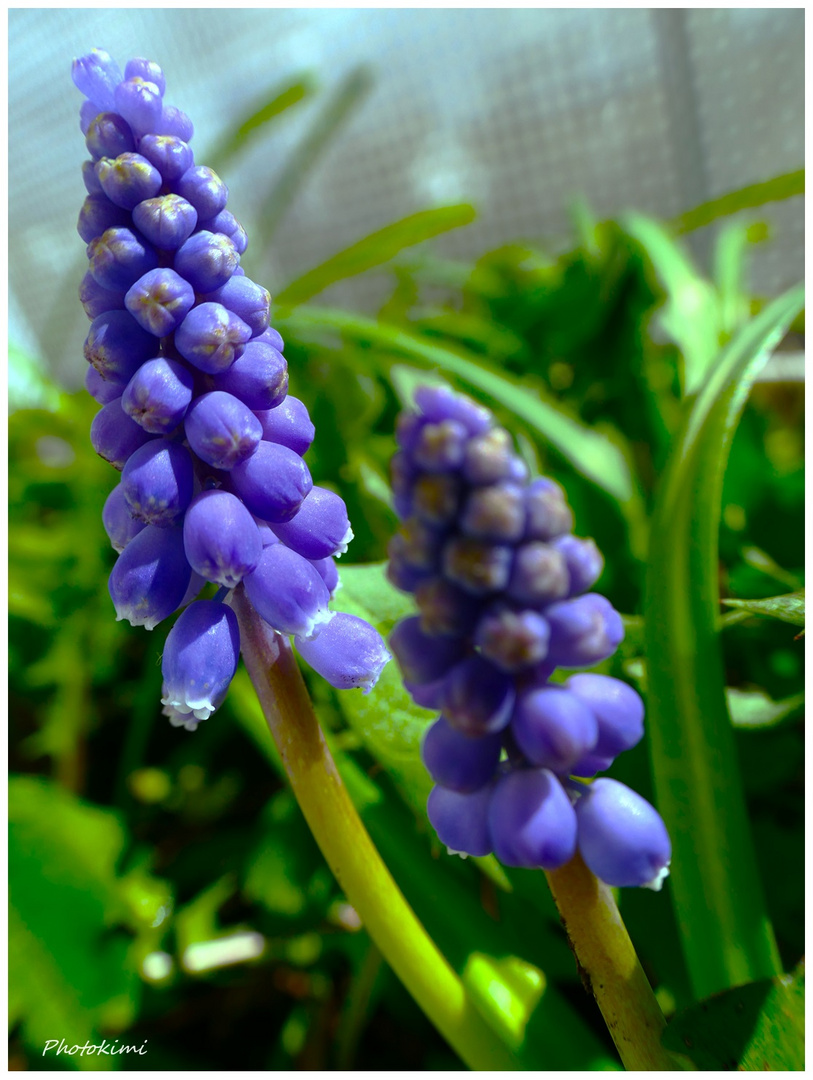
[73,49,390,730]
[388,386,670,890]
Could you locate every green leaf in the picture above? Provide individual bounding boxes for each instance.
[622,212,721,393]
[276,205,476,307]
[672,169,804,235]
[727,687,805,729]
[206,75,315,172]
[643,284,804,1000]
[722,590,805,628]
[9,777,140,1065]
[325,563,434,815]
[662,965,804,1070]
[254,66,373,251]
[281,306,640,511]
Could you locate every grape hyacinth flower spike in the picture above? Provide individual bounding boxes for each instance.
[73,49,390,728]
[388,386,670,890]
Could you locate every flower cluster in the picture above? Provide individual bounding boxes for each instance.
[388,386,670,889]
[74,49,390,729]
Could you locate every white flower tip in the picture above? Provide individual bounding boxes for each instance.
[446,846,468,860]
[333,525,354,558]
[642,861,671,892]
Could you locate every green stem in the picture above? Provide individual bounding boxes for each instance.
[230,588,519,1072]
[545,853,675,1071]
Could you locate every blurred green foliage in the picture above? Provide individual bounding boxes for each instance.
[9,71,803,1071]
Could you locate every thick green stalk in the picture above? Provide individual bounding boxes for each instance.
[230,588,519,1072]
[545,854,675,1071]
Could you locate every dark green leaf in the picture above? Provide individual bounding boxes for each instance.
[722,590,805,628]
[671,169,804,235]
[276,205,476,307]
[644,284,803,999]
[662,965,804,1070]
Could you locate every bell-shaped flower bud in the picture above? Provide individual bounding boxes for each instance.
[421,717,502,793]
[460,481,525,542]
[85,111,136,160]
[203,275,268,335]
[77,192,131,244]
[255,396,314,456]
[575,778,671,890]
[84,308,156,383]
[79,271,125,320]
[121,356,195,434]
[441,653,516,736]
[132,193,198,251]
[199,209,248,254]
[87,226,159,292]
[114,76,163,135]
[427,783,494,858]
[125,268,195,337]
[243,543,332,640]
[413,385,492,436]
[443,536,513,595]
[212,340,288,411]
[412,418,468,472]
[295,612,391,693]
[108,525,192,629]
[124,57,166,94]
[161,600,240,721]
[488,768,577,869]
[411,472,462,528]
[511,685,598,773]
[551,534,604,596]
[177,165,228,220]
[414,577,483,637]
[72,49,122,110]
[121,438,195,526]
[463,427,526,486]
[389,615,467,687]
[184,390,262,471]
[506,541,570,607]
[174,301,252,373]
[544,593,624,668]
[524,478,574,541]
[174,230,239,293]
[311,555,339,596]
[270,486,353,561]
[90,397,154,469]
[96,152,162,211]
[85,364,125,404]
[138,134,193,182]
[565,673,645,757]
[474,606,550,672]
[229,440,312,523]
[102,482,147,552]
[183,490,262,588]
[154,104,194,142]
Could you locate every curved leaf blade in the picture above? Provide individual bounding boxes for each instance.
[277,205,477,307]
[643,284,803,999]
[671,169,804,235]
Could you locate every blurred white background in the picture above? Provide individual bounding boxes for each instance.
[8,7,804,390]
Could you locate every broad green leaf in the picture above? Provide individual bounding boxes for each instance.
[281,307,640,511]
[662,965,804,1070]
[672,168,804,235]
[742,545,803,591]
[644,284,803,999]
[9,778,141,1065]
[254,66,373,252]
[726,688,805,730]
[622,212,721,393]
[714,221,766,337]
[276,205,476,307]
[722,589,805,627]
[207,75,315,171]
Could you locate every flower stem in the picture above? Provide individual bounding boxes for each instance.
[545,853,675,1071]
[230,587,519,1071]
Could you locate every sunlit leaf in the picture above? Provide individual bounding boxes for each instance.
[726,687,805,729]
[722,590,805,628]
